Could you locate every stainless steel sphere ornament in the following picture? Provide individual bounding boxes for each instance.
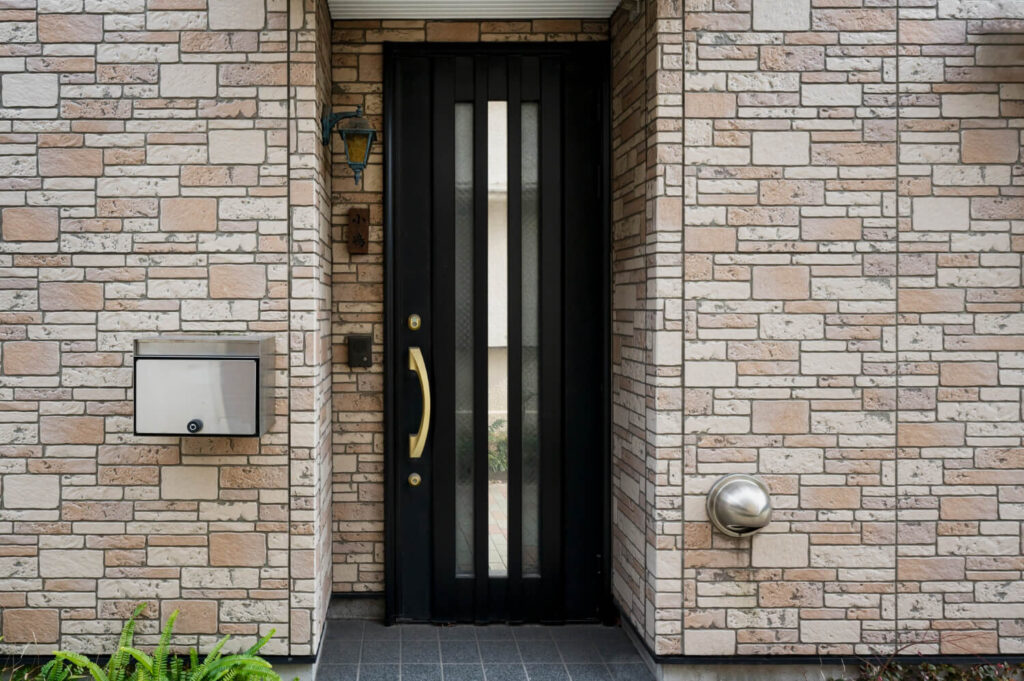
[706,473,772,537]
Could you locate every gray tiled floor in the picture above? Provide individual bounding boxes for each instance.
[317,622,653,681]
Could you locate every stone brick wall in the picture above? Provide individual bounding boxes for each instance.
[669,0,1023,659]
[329,17,609,594]
[0,0,333,657]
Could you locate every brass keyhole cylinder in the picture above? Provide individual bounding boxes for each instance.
[408,472,422,487]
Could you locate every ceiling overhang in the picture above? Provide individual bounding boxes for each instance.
[328,0,620,20]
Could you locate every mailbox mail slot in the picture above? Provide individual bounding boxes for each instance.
[134,336,273,437]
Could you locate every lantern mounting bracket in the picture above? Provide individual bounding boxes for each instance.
[321,106,363,146]
[322,105,377,184]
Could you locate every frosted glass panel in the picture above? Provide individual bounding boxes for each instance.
[487,100,509,577]
[454,102,474,577]
[521,102,540,576]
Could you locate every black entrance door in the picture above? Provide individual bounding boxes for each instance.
[385,43,609,623]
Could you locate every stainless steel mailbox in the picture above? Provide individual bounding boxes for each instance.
[134,335,274,437]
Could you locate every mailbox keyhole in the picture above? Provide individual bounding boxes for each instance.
[187,419,204,434]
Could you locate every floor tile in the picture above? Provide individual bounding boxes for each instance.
[596,640,640,664]
[516,641,561,663]
[358,665,400,681]
[554,640,600,664]
[607,664,652,681]
[483,664,528,681]
[525,664,569,681]
[363,622,400,640]
[565,665,611,681]
[401,639,441,663]
[361,640,401,664]
[478,640,521,663]
[324,621,366,640]
[444,665,487,681]
[439,625,479,640]
[441,640,480,663]
[513,627,552,641]
[476,626,515,640]
[402,664,442,681]
[402,624,440,640]
[320,641,362,664]
[316,664,358,681]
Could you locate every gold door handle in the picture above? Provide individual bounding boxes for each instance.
[408,346,430,459]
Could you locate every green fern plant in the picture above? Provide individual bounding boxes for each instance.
[50,605,281,681]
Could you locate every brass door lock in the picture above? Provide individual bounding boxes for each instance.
[408,472,422,487]
[408,314,421,331]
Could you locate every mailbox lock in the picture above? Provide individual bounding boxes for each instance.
[186,418,204,434]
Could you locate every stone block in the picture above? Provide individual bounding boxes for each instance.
[801,217,860,241]
[39,282,104,311]
[942,94,1000,118]
[940,496,998,520]
[2,207,58,241]
[2,475,59,509]
[752,266,809,300]
[209,130,266,164]
[210,532,267,567]
[752,131,809,166]
[162,466,219,500]
[38,13,103,42]
[962,129,1019,164]
[161,197,217,232]
[752,401,808,434]
[208,0,265,30]
[753,0,810,30]
[2,609,58,643]
[1,73,59,107]
[161,600,218,634]
[801,486,861,509]
[39,549,104,578]
[3,341,59,375]
[913,197,970,231]
[801,620,860,644]
[38,148,104,177]
[39,415,105,444]
[802,84,861,107]
[160,64,217,98]
[752,533,808,568]
[684,629,735,655]
[209,264,267,299]
[684,93,736,118]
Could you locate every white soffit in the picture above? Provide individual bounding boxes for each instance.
[329,0,621,20]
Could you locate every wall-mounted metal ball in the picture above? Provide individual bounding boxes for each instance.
[706,474,772,537]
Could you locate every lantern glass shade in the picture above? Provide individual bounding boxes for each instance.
[338,113,375,182]
[343,130,370,168]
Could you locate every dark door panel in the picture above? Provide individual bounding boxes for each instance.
[385,43,609,624]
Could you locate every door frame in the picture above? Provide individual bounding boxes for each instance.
[382,41,613,623]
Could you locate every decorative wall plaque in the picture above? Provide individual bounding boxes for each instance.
[348,207,370,254]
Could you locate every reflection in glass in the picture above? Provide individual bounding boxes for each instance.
[454,103,474,577]
[521,103,540,576]
[487,100,509,577]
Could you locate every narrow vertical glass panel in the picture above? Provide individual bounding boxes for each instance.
[521,102,540,576]
[487,100,509,577]
[454,103,475,577]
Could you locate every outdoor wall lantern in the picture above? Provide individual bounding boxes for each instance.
[706,473,772,537]
[322,106,376,183]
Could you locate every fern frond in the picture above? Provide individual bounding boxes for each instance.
[154,610,178,681]
[55,652,108,681]
[120,647,154,676]
[244,630,275,657]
